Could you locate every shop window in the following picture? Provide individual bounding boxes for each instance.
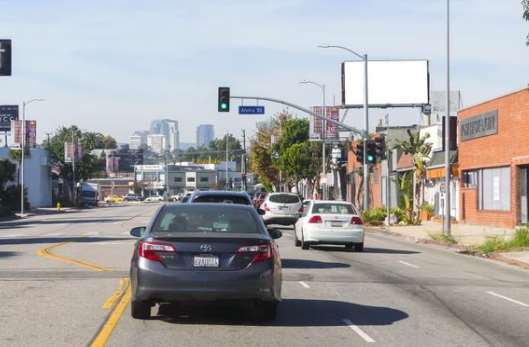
[478,167,510,211]
[199,177,209,183]
[174,177,182,183]
[187,177,196,182]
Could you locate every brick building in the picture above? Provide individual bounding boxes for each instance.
[459,88,529,228]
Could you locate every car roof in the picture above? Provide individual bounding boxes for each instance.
[190,190,249,197]
[165,202,256,212]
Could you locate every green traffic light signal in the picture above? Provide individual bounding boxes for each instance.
[367,154,375,163]
[218,87,230,112]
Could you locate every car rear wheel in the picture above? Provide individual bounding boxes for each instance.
[294,231,301,247]
[254,301,278,321]
[301,233,309,250]
[131,300,151,319]
[345,243,354,250]
[354,243,364,252]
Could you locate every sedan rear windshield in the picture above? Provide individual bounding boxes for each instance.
[152,206,260,234]
[312,203,355,215]
[192,195,250,205]
[269,194,300,204]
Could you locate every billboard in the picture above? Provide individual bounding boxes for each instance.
[342,60,429,108]
[310,106,340,140]
[12,120,36,147]
[64,141,83,163]
[0,105,18,131]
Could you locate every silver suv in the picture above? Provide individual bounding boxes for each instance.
[261,193,302,226]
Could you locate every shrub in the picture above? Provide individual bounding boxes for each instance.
[510,227,529,248]
[479,238,508,255]
[420,203,435,215]
[390,207,405,223]
[363,207,387,225]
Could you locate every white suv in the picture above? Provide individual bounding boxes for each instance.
[261,193,302,226]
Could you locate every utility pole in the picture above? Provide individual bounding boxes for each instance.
[322,85,327,200]
[225,133,229,190]
[385,114,391,225]
[242,129,247,191]
[46,132,51,150]
[71,128,77,206]
[444,0,452,236]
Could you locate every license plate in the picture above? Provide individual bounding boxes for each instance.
[193,255,219,267]
[330,222,343,228]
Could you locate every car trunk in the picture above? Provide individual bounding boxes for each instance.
[318,214,354,229]
[150,235,269,271]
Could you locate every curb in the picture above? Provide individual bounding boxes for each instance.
[367,226,529,271]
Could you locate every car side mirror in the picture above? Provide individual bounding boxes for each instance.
[257,208,266,216]
[268,228,282,239]
[130,226,146,238]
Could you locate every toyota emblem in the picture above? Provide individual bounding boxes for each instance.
[199,244,212,252]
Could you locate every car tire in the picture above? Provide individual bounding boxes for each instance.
[255,301,278,321]
[354,243,364,252]
[345,243,354,250]
[301,233,309,250]
[294,232,301,247]
[131,300,150,319]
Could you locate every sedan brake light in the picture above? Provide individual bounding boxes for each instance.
[308,215,322,224]
[350,216,363,225]
[138,241,176,261]
[237,244,272,263]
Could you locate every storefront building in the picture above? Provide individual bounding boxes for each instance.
[458,88,529,228]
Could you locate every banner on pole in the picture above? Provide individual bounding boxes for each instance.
[310,106,340,140]
[12,119,36,147]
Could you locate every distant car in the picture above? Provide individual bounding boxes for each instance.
[180,193,192,203]
[294,200,364,251]
[128,203,282,320]
[261,193,302,226]
[104,195,124,204]
[144,195,163,202]
[123,194,141,202]
[188,191,252,205]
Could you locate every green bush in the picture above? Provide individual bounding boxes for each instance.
[510,227,529,248]
[390,207,405,223]
[363,207,387,225]
[420,203,435,214]
[479,238,508,255]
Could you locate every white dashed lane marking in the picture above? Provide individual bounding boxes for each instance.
[487,291,529,308]
[342,319,375,343]
[298,281,310,289]
[399,260,420,269]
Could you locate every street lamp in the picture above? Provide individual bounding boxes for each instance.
[299,80,327,200]
[20,98,45,216]
[318,44,370,211]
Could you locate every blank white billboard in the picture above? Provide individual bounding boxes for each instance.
[342,60,429,108]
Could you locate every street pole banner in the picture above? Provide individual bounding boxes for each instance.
[64,141,83,163]
[11,119,36,147]
[0,105,18,131]
[310,106,340,140]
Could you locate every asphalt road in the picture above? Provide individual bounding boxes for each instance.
[0,203,528,346]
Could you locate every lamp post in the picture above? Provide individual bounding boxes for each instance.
[20,98,44,216]
[300,80,327,200]
[444,0,452,236]
[318,44,370,211]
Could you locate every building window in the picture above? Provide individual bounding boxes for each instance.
[187,177,196,182]
[174,177,182,182]
[463,171,478,188]
[479,167,510,211]
[200,177,209,183]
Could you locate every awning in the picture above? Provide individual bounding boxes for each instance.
[427,164,459,179]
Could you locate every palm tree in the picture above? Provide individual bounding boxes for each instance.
[393,129,432,224]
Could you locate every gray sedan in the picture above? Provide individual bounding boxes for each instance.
[129,203,282,321]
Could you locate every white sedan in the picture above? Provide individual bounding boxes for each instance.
[144,195,164,203]
[294,200,364,251]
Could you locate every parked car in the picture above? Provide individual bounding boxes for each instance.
[261,193,302,226]
[144,195,163,202]
[180,192,192,203]
[104,195,124,204]
[188,190,252,205]
[123,193,141,202]
[128,203,282,320]
[294,200,364,251]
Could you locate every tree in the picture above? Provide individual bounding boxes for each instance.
[393,130,432,224]
[522,0,529,46]
[0,159,28,215]
[250,119,280,191]
[81,132,105,151]
[103,135,117,149]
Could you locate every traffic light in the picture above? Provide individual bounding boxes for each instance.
[374,135,386,161]
[218,87,230,112]
[355,140,364,163]
[366,140,376,164]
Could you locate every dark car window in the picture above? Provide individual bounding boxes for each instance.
[269,194,300,204]
[312,203,355,215]
[192,195,251,205]
[152,206,260,234]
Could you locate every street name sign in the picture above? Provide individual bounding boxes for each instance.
[238,106,265,115]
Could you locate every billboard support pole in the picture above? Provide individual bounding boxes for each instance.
[362,54,369,212]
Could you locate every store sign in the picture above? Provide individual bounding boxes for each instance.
[0,105,18,131]
[460,110,497,141]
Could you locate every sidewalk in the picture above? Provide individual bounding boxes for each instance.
[372,221,529,270]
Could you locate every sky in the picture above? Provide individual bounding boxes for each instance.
[0,0,528,144]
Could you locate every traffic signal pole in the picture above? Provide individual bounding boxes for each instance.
[362,54,369,212]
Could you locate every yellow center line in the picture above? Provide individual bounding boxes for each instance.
[90,283,132,347]
[102,278,129,309]
[36,242,112,272]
